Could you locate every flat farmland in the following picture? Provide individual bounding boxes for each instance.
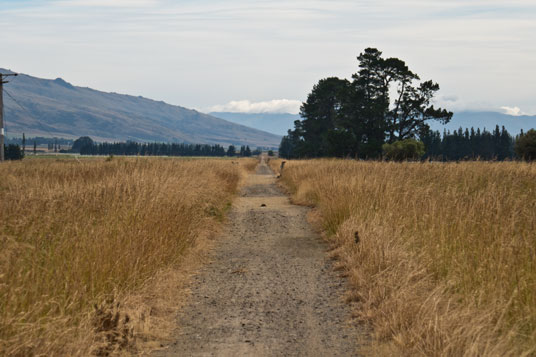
[0,157,256,355]
[3,156,535,356]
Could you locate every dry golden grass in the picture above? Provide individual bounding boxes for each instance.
[0,156,256,356]
[271,159,536,356]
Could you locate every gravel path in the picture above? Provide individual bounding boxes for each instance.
[154,158,361,356]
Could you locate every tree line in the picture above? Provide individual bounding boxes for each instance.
[6,136,73,146]
[1,135,264,160]
[422,125,515,161]
[76,138,257,157]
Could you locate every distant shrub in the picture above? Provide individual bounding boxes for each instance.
[382,139,425,161]
[3,144,24,160]
[267,150,274,157]
[515,129,536,161]
[72,136,94,153]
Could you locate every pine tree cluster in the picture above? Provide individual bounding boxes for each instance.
[422,125,514,161]
[79,141,253,157]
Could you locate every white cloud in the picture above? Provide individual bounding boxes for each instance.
[500,106,525,116]
[208,99,301,114]
[2,0,536,113]
[441,95,459,102]
[53,0,159,8]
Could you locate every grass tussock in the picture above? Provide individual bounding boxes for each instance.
[0,157,256,355]
[271,159,536,356]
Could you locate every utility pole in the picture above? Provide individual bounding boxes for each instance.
[0,72,18,162]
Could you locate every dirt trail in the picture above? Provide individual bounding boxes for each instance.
[154,157,361,356]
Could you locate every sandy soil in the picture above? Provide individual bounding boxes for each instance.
[153,158,361,356]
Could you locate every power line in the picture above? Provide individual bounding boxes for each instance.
[1,72,60,161]
[4,89,34,119]
[0,73,17,161]
[3,87,60,142]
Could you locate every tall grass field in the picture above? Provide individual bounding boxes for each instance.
[0,157,255,355]
[271,159,536,356]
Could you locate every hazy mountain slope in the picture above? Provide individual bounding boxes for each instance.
[212,111,536,137]
[0,69,281,147]
[210,112,298,136]
[429,111,536,135]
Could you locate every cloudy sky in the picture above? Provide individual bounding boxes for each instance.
[1,0,535,115]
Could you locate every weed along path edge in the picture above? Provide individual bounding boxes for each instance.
[154,157,362,356]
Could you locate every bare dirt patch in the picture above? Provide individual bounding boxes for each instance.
[153,158,362,356]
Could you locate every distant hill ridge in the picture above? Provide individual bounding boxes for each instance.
[0,69,281,147]
[431,111,536,135]
[210,112,298,136]
[211,111,536,137]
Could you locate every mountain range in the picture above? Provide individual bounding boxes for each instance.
[429,111,536,135]
[0,69,281,148]
[2,68,534,148]
[209,112,298,136]
[211,111,536,137]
